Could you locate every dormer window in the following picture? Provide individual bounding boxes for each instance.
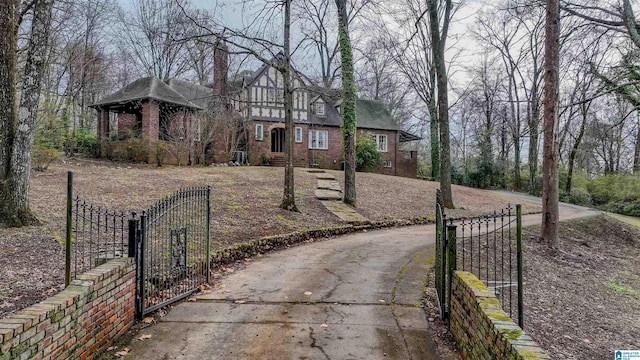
[334,99,342,114]
[315,103,325,116]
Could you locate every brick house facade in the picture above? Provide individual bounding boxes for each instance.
[92,46,420,177]
[233,60,421,178]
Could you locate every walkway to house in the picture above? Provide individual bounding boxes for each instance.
[311,169,371,225]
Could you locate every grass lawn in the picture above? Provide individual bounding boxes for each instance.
[605,212,640,229]
[0,158,534,319]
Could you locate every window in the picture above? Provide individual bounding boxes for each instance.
[373,134,388,152]
[315,102,325,116]
[308,130,328,150]
[384,160,392,168]
[295,127,303,143]
[267,88,275,103]
[310,158,320,167]
[255,124,264,140]
[277,89,284,102]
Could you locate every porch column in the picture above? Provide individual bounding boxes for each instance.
[98,107,110,157]
[141,100,159,163]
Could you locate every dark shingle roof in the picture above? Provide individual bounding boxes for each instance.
[308,97,399,130]
[306,96,421,142]
[91,77,204,110]
[165,79,214,110]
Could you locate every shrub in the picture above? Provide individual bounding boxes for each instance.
[111,138,149,163]
[587,174,640,205]
[559,187,592,206]
[356,135,381,172]
[65,128,99,157]
[32,145,61,171]
[156,142,172,166]
[602,201,640,217]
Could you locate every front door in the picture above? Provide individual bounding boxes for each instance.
[271,128,285,153]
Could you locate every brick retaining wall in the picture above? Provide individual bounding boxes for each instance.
[451,271,549,360]
[0,258,135,360]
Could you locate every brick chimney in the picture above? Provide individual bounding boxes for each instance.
[213,36,229,99]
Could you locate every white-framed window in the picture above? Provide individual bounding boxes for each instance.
[255,124,264,140]
[373,134,388,152]
[310,158,320,166]
[308,130,328,150]
[267,88,275,103]
[295,127,303,143]
[315,102,325,116]
[384,160,392,168]
[277,89,284,102]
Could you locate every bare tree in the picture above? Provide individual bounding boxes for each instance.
[428,0,455,208]
[542,0,560,248]
[293,0,371,88]
[335,0,357,205]
[118,0,191,80]
[381,0,439,179]
[1,0,55,227]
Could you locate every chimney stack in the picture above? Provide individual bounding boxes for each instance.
[213,36,229,100]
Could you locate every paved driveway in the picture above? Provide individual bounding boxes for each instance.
[126,225,445,360]
[125,192,598,360]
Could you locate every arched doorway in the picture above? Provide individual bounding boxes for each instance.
[271,128,285,154]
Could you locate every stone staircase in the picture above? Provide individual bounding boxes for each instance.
[310,170,370,225]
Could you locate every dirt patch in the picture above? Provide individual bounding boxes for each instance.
[0,159,536,319]
[521,216,640,359]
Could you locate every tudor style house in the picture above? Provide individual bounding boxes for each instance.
[91,44,420,177]
[231,61,421,177]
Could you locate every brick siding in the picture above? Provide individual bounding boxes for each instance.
[450,271,549,360]
[247,123,418,178]
[0,259,136,360]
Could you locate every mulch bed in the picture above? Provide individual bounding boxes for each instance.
[521,216,640,359]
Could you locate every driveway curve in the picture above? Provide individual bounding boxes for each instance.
[125,193,598,360]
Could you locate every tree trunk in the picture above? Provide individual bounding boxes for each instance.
[428,0,454,208]
[428,94,440,180]
[565,105,587,195]
[0,1,16,182]
[528,81,540,195]
[634,112,640,173]
[279,0,298,211]
[542,0,560,249]
[335,0,357,206]
[6,0,54,226]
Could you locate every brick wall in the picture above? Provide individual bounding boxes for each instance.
[117,112,137,136]
[0,259,136,360]
[450,271,549,360]
[245,122,417,178]
[396,150,418,178]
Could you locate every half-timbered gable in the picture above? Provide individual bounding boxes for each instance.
[244,62,308,123]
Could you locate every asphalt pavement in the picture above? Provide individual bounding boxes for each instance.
[124,192,599,360]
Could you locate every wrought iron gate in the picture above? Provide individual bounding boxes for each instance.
[129,187,211,318]
[433,189,524,327]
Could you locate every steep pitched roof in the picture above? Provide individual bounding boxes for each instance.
[91,77,204,110]
[306,96,421,142]
[165,79,214,110]
[244,53,306,88]
[355,99,400,131]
